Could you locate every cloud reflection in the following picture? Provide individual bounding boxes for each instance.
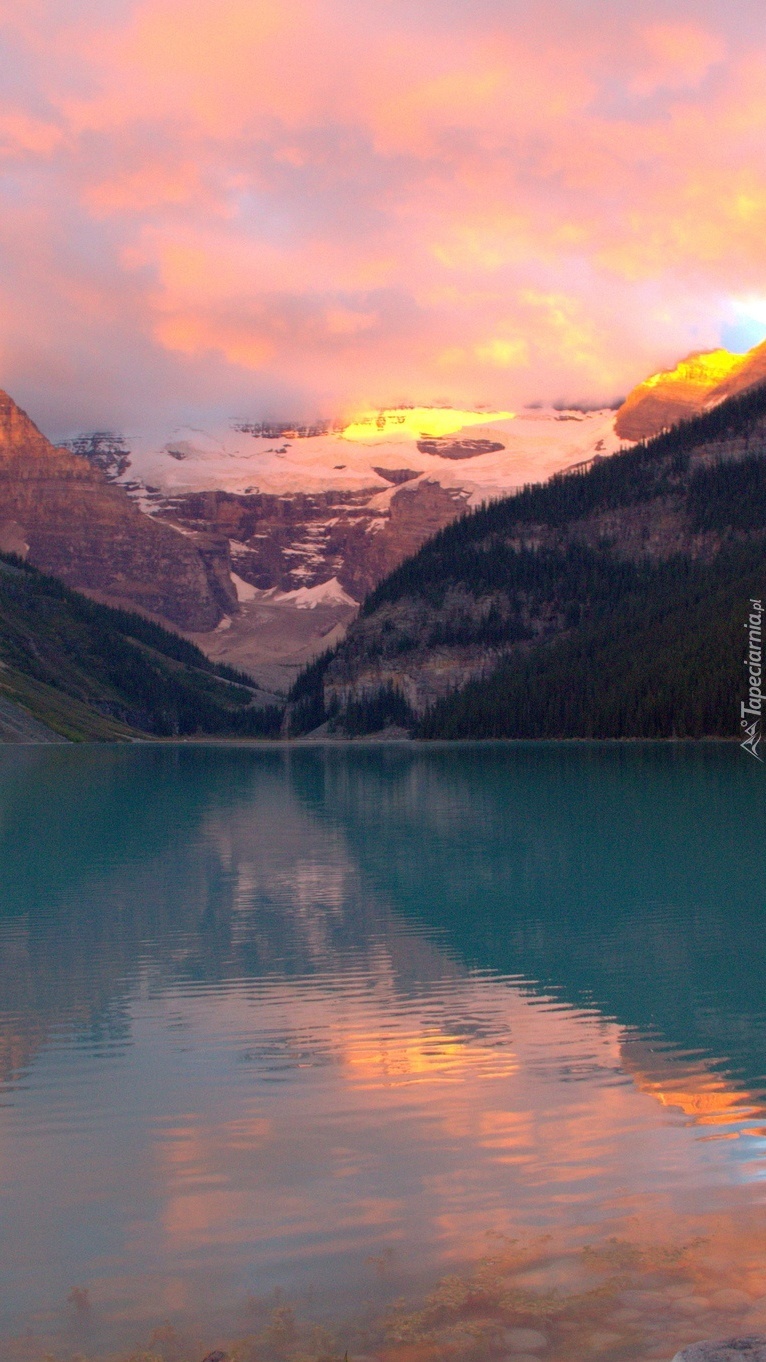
[1,746,766,1354]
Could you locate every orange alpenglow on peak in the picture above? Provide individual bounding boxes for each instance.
[615,338,766,441]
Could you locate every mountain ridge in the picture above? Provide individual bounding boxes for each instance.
[0,389,233,631]
[613,339,766,440]
[5,332,766,699]
[285,379,766,739]
[0,553,282,742]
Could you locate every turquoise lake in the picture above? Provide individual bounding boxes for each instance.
[1,743,766,1362]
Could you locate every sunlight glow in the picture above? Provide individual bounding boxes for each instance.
[642,348,745,390]
[341,407,514,442]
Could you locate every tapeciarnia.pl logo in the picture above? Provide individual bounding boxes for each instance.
[741,597,764,761]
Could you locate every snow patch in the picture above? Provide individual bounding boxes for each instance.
[231,572,258,602]
[273,578,358,609]
[119,407,624,500]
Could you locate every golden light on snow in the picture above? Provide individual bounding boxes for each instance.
[642,348,745,391]
[340,407,514,442]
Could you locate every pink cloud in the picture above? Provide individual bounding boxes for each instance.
[0,0,765,431]
[631,21,725,96]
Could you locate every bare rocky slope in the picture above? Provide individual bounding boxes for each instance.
[0,391,230,630]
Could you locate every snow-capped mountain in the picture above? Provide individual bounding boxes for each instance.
[87,404,623,689]
[51,337,766,689]
[118,405,621,505]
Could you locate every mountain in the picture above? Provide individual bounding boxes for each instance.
[65,405,624,687]
[8,332,766,698]
[286,380,766,739]
[0,390,232,631]
[613,339,766,440]
[0,553,281,742]
[65,341,766,692]
[120,409,622,597]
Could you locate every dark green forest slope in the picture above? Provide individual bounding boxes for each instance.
[288,382,766,739]
[0,554,282,741]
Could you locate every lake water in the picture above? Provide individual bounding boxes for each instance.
[1,743,766,1362]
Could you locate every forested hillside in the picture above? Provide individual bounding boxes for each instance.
[286,383,766,739]
[0,554,282,741]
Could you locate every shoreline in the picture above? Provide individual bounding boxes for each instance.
[0,734,745,749]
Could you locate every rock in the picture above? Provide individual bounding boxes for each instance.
[156,477,468,606]
[672,1337,766,1362]
[0,519,28,555]
[372,467,422,485]
[0,388,53,458]
[613,350,744,440]
[0,388,226,630]
[416,437,505,459]
[201,1352,229,1362]
[500,1328,548,1352]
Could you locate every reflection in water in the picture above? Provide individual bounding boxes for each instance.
[0,745,765,1362]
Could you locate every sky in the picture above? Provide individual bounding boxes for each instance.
[2,0,766,436]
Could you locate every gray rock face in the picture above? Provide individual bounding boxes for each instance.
[417,437,505,459]
[673,1338,766,1362]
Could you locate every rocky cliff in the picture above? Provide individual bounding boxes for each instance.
[0,390,229,630]
[154,476,470,602]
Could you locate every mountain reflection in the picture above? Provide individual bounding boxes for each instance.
[295,745,766,1096]
[0,744,765,1353]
